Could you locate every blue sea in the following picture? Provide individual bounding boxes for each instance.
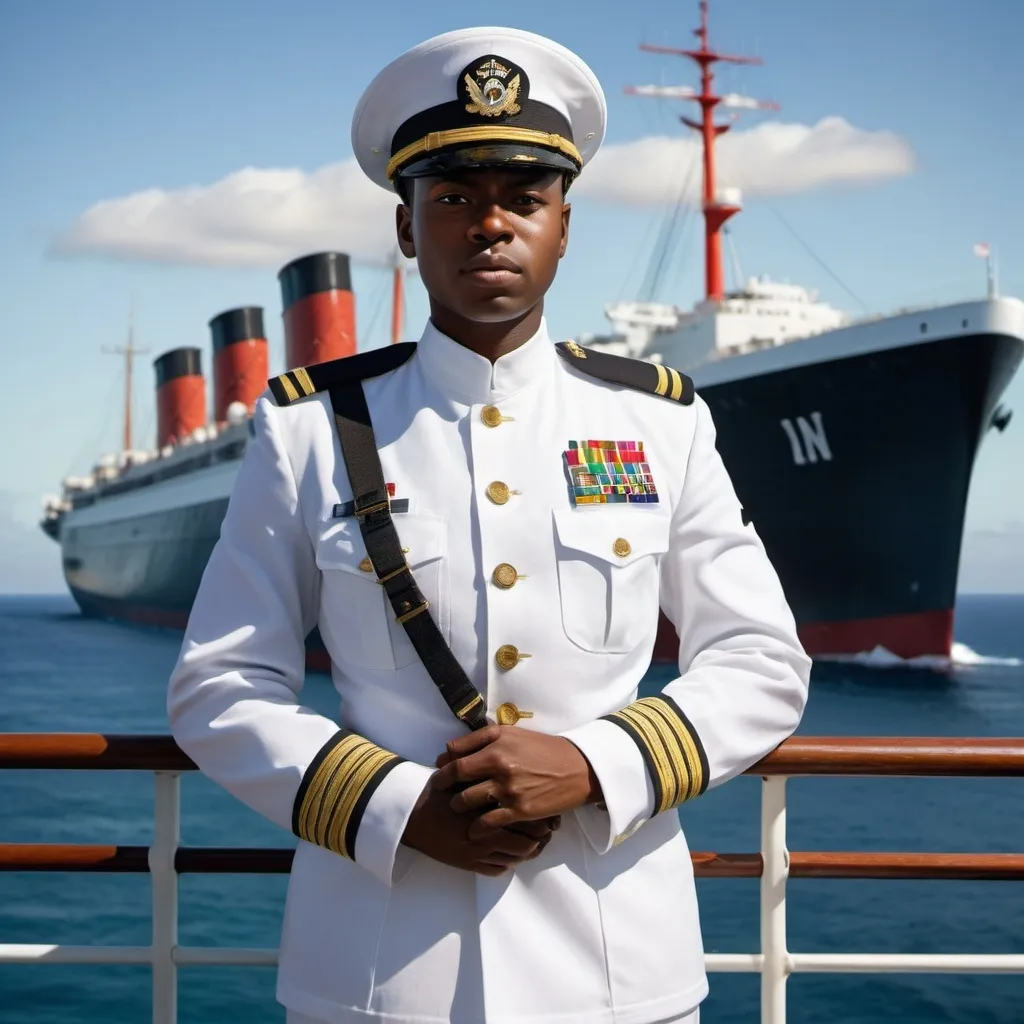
[1,593,1022,1024]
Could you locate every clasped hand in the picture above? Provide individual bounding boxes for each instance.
[401,725,601,877]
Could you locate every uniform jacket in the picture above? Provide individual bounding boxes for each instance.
[167,318,811,1024]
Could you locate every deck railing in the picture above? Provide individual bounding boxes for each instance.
[1,734,1023,1024]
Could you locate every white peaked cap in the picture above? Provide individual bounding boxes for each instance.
[351,26,607,192]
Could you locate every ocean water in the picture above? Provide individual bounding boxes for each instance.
[0,593,1022,1024]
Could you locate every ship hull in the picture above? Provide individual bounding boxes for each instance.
[63,498,228,616]
[55,325,1022,665]
[655,329,1022,661]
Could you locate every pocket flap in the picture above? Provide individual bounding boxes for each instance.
[553,508,671,567]
[316,514,447,575]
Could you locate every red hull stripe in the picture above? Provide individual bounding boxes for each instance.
[651,608,954,663]
[797,609,954,660]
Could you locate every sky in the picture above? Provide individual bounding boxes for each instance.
[1,0,1022,595]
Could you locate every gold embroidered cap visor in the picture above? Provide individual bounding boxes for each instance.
[351,27,606,193]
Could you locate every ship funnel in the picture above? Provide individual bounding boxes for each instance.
[154,348,206,448]
[209,306,269,422]
[278,252,356,369]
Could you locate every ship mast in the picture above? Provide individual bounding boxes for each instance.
[102,302,149,452]
[626,0,777,302]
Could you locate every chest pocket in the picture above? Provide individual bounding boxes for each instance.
[552,508,670,654]
[314,513,449,672]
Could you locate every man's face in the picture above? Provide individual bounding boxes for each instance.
[396,167,570,325]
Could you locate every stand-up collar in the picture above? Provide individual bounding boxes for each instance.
[416,317,557,404]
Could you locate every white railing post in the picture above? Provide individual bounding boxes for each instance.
[150,772,180,1024]
[760,776,790,1024]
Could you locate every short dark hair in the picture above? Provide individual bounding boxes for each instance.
[395,169,574,208]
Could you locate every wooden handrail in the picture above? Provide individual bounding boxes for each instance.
[2,844,1023,880]
[0,845,293,874]
[759,736,1024,776]
[1,734,1024,775]
[0,734,193,771]
[787,852,1024,881]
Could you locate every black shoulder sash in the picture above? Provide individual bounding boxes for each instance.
[269,343,418,407]
[555,341,694,405]
[326,380,489,732]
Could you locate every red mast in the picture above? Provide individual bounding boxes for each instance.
[626,0,777,302]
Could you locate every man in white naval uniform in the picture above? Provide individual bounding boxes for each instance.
[167,25,811,1024]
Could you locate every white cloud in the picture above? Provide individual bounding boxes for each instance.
[53,116,914,269]
[54,161,405,269]
[574,116,914,205]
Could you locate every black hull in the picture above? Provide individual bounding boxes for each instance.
[56,330,1022,661]
[691,330,1022,656]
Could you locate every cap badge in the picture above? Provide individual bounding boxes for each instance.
[461,55,523,118]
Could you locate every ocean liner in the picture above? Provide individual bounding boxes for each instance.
[40,1,1024,663]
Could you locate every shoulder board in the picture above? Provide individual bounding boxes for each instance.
[555,341,694,406]
[269,342,418,407]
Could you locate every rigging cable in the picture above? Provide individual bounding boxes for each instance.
[641,202,682,301]
[641,146,699,302]
[62,369,122,477]
[617,198,671,303]
[661,171,701,302]
[615,91,688,304]
[763,198,868,313]
[724,224,744,293]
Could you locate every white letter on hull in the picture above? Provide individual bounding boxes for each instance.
[781,412,833,465]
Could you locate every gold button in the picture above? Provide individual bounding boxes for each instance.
[613,537,632,558]
[495,644,531,671]
[491,562,520,589]
[486,481,511,505]
[495,702,534,726]
[481,405,504,428]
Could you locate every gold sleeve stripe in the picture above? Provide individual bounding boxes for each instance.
[603,696,709,813]
[668,367,684,402]
[292,731,403,859]
[610,703,683,809]
[273,373,300,404]
[292,366,316,397]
